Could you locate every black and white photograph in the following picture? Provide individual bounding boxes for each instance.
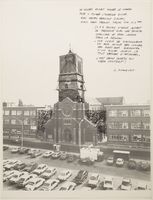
[0,0,152,199]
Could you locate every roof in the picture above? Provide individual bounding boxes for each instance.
[86,97,102,105]
[96,97,124,105]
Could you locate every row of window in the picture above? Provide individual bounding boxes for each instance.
[3,129,36,135]
[109,134,150,143]
[4,119,36,126]
[3,110,36,116]
[108,109,150,117]
[107,122,150,130]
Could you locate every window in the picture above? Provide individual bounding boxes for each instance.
[24,111,30,116]
[30,120,36,126]
[118,123,128,129]
[118,110,128,117]
[4,119,9,124]
[17,110,22,116]
[132,134,142,142]
[64,119,71,125]
[11,119,16,124]
[142,135,150,143]
[30,110,36,116]
[4,130,9,134]
[65,83,68,89]
[11,110,16,115]
[11,129,17,134]
[109,135,129,142]
[131,123,142,129]
[142,110,150,117]
[4,110,9,115]
[130,110,141,117]
[24,118,29,125]
[143,123,150,130]
[24,130,30,135]
[108,110,117,117]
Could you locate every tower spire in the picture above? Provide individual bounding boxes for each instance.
[69,43,72,53]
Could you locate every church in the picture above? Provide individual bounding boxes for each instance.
[45,50,97,146]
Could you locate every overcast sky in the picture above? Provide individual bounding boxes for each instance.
[1,0,151,106]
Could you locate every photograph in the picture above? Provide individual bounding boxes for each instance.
[1,0,152,199]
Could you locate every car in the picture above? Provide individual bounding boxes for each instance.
[72,170,88,185]
[25,178,45,191]
[16,174,38,188]
[59,182,76,191]
[3,159,12,167]
[19,147,30,154]
[23,162,38,173]
[42,151,54,158]
[39,179,60,191]
[27,148,37,155]
[3,145,9,151]
[3,170,18,182]
[51,151,61,159]
[79,158,94,166]
[30,150,42,158]
[32,164,48,175]
[57,170,72,181]
[134,183,148,190]
[88,173,100,188]
[106,157,114,165]
[8,171,29,184]
[40,167,57,179]
[119,178,132,190]
[59,152,67,160]
[101,177,114,190]
[67,154,75,162]
[116,158,124,167]
[14,162,27,171]
[11,147,20,153]
[4,160,20,170]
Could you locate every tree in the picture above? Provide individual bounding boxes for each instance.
[18,99,23,106]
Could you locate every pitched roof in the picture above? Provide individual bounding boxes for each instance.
[96,97,124,105]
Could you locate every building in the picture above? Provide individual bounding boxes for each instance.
[3,104,45,138]
[105,104,150,147]
[86,97,102,111]
[45,50,97,146]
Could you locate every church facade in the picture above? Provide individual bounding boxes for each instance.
[45,50,97,146]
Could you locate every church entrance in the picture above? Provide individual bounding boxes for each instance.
[63,128,72,143]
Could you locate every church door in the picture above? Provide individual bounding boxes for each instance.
[64,128,72,143]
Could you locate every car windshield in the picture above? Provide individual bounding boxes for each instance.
[108,158,113,161]
[28,182,34,185]
[105,181,112,184]
[43,183,50,187]
[19,178,25,181]
[60,172,66,176]
[12,175,18,178]
[122,180,130,186]
[60,187,66,191]
[138,186,145,190]
[45,170,51,173]
[90,176,97,180]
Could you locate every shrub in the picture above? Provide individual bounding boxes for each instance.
[137,161,150,171]
[128,159,137,169]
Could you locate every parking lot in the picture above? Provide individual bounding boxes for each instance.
[3,145,151,191]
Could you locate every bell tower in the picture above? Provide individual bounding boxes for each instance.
[58,50,85,102]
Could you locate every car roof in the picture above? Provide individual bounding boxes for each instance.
[60,169,70,173]
[61,181,76,187]
[122,178,131,182]
[90,173,99,177]
[45,179,59,184]
[104,176,113,181]
[38,164,46,167]
[28,177,43,183]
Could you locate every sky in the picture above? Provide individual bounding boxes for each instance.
[0,0,151,106]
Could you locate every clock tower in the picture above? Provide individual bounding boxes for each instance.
[58,50,85,103]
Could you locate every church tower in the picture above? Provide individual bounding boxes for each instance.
[58,50,85,103]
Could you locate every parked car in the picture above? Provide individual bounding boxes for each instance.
[59,152,67,160]
[106,157,114,165]
[23,162,38,173]
[11,147,20,153]
[19,147,30,154]
[80,186,92,191]
[88,173,100,188]
[31,150,42,158]
[57,170,72,181]
[16,174,38,188]
[3,145,9,151]
[39,179,60,191]
[59,182,76,191]
[25,178,45,191]
[3,159,12,167]
[40,167,57,179]
[51,151,61,159]
[116,158,124,167]
[8,171,29,184]
[3,170,18,182]
[42,151,54,158]
[4,160,20,170]
[134,183,148,190]
[119,178,132,190]
[27,148,37,155]
[100,177,114,190]
[79,158,94,166]
[73,170,88,185]
[32,164,48,175]
[14,162,27,171]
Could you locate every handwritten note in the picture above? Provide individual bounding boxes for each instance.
[79,8,143,66]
